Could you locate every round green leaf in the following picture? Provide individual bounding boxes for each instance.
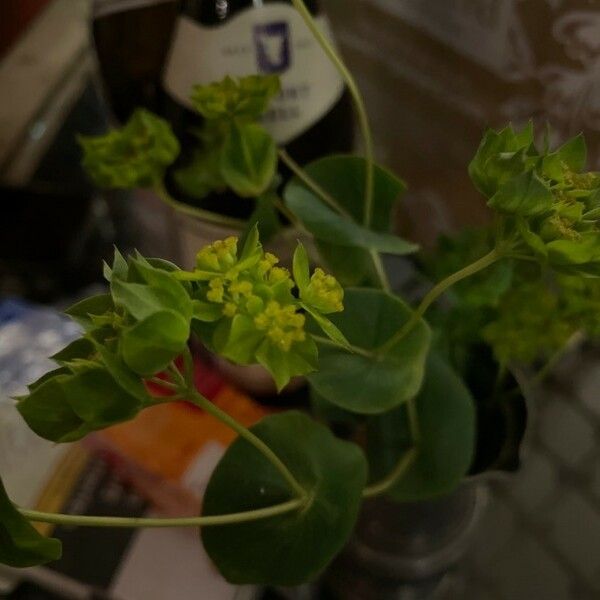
[369,354,476,502]
[120,310,189,376]
[308,289,431,414]
[1,477,62,567]
[201,411,368,585]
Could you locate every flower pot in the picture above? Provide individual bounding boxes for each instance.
[321,482,488,599]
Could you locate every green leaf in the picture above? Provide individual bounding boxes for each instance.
[469,123,536,198]
[191,75,280,121]
[120,310,189,376]
[220,121,277,198]
[517,217,548,257]
[369,354,476,502]
[489,171,554,216]
[255,337,318,392]
[543,133,587,181]
[65,294,114,330]
[51,338,95,365]
[0,477,62,567]
[17,376,90,443]
[128,258,193,321]
[215,314,265,364]
[92,342,151,403]
[61,367,141,426]
[283,155,412,284]
[27,367,71,392]
[79,108,179,190]
[547,233,600,266]
[201,411,368,585]
[302,303,350,350]
[103,248,128,283]
[293,243,311,293]
[192,300,223,322]
[308,289,431,414]
[285,178,416,255]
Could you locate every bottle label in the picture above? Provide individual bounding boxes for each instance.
[163,3,345,144]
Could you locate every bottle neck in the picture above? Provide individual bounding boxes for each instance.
[178,0,319,23]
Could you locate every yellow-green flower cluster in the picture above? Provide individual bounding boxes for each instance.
[255,302,306,352]
[303,268,344,314]
[196,237,239,273]
[191,235,309,355]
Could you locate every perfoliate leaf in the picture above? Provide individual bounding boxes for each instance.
[120,310,189,376]
[308,289,431,414]
[201,412,367,585]
[0,477,62,567]
[468,123,535,198]
[17,375,91,443]
[488,170,554,216]
[369,354,476,502]
[18,363,143,442]
[543,133,587,181]
[220,121,277,198]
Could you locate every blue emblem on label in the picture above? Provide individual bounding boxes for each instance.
[254,21,291,74]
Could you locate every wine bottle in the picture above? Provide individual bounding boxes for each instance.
[161,0,354,218]
[92,0,178,123]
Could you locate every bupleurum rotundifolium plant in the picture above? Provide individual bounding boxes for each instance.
[4,0,600,586]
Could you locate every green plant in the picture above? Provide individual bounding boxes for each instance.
[3,0,600,586]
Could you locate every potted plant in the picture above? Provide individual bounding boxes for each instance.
[3,0,600,594]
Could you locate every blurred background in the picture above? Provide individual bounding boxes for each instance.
[2,1,600,599]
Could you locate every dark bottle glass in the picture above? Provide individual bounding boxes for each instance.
[92,0,178,123]
[161,0,354,218]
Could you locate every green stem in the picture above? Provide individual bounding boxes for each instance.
[19,498,304,529]
[149,377,179,392]
[379,248,504,354]
[278,149,352,219]
[272,195,304,232]
[289,0,375,226]
[187,387,306,499]
[370,250,391,293]
[362,448,418,499]
[155,184,246,230]
[167,362,186,388]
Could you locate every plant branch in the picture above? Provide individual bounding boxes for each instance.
[362,447,418,498]
[149,377,179,392]
[289,0,375,226]
[155,184,246,230]
[186,385,306,499]
[19,498,304,529]
[278,149,352,219]
[369,250,391,292]
[271,195,305,232]
[379,247,504,354]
